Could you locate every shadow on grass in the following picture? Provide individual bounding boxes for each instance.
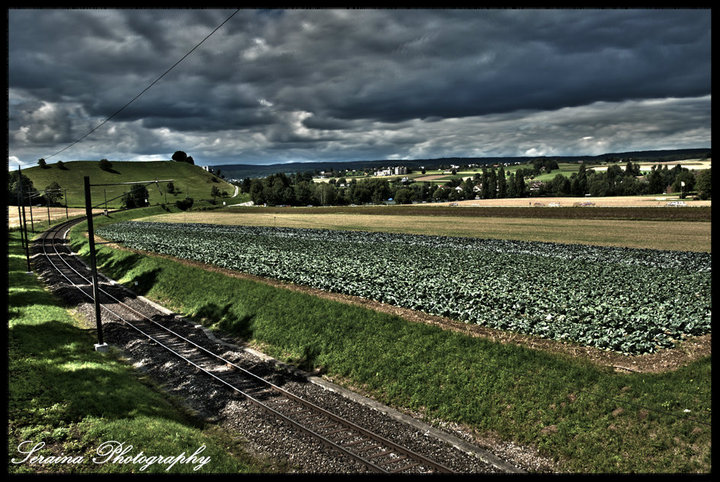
[295,344,322,372]
[127,268,161,296]
[95,250,143,275]
[7,290,58,309]
[196,302,255,339]
[9,320,182,423]
[92,249,162,297]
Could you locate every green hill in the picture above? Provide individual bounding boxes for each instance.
[15,160,238,208]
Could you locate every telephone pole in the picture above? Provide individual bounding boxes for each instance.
[84,176,107,352]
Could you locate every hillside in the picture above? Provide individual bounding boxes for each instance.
[15,160,237,208]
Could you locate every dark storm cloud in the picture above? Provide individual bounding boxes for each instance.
[297,9,711,122]
[8,8,711,166]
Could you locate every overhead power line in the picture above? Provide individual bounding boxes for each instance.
[45,8,240,160]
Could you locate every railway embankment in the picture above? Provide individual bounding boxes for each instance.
[7,229,269,474]
[61,205,712,473]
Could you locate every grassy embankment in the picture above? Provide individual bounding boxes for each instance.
[7,228,272,474]
[15,160,242,209]
[66,205,712,473]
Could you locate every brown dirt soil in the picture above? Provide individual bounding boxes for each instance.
[432,195,712,208]
[98,237,711,374]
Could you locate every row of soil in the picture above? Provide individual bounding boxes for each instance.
[224,205,711,222]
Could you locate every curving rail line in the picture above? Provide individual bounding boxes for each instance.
[34,217,456,474]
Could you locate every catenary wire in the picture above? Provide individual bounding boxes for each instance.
[45,8,240,160]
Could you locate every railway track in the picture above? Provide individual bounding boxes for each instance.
[32,216,470,474]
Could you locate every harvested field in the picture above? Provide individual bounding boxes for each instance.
[413,174,448,182]
[137,210,711,252]
[7,207,103,228]
[432,195,711,208]
[224,204,711,222]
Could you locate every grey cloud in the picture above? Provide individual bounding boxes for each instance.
[8,8,711,166]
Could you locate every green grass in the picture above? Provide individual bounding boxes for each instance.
[531,163,584,182]
[16,160,239,208]
[67,208,712,473]
[7,229,272,474]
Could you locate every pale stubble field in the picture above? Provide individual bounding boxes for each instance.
[138,208,711,252]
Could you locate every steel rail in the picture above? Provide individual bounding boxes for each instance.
[36,218,455,474]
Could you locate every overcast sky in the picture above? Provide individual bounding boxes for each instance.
[8,8,711,168]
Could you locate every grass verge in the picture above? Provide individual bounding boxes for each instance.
[67,206,712,473]
[7,228,270,474]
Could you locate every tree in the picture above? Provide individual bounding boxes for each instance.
[695,169,711,199]
[506,172,516,198]
[293,181,316,205]
[45,181,64,206]
[349,183,372,204]
[249,179,265,204]
[480,169,491,199]
[672,170,695,198]
[186,156,195,165]
[172,151,188,162]
[550,173,570,196]
[659,165,671,191]
[395,188,414,204]
[176,197,194,210]
[646,166,665,194]
[514,171,526,197]
[8,171,39,205]
[461,178,475,200]
[317,182,336,205]
[210,185,222,200]
[486,168,497,199]
[99,159,113,172]
[166,182,175,194]
[575,164,588,195]
[432,186,449,202]
[38,158,48,169]
[57,160,68,170]
[122,184,149,209]
[588,177,609,197]
[497,166,507,198]
[604,164,623,195]
[624,161,640,177]
[240,177,252,193]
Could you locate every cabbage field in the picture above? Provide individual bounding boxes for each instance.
[96,221,711,355]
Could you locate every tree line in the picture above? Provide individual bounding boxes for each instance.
[238,162,711,206]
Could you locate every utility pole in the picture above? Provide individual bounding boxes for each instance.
[84,176,107,352]
[27,195,35,233]
[17,165,31,272]
[79,177,172,351]
[16,194,26,255]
